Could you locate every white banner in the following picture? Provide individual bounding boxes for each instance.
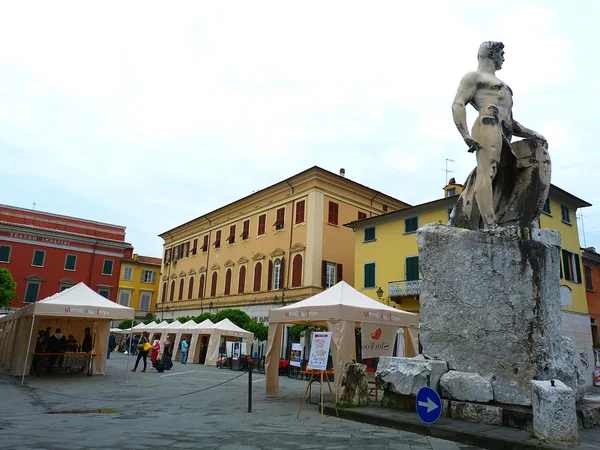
[307,332,332,371]
[361,323,397,359]
[290,343,302,367]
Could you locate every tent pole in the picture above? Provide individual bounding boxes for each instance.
[125,326,133,384]
[22,314,35,386]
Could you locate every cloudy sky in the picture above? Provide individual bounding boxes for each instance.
[1,1,598,256]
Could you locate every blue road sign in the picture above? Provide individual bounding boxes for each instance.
[416,386,442,424]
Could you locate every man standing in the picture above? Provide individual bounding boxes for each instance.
[82,327,93,353]
[47,329,67,375]
[449,41,546,230]
[180,338,189,364]
[107,332,116,359]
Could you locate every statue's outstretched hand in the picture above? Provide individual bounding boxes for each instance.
[464,137,483,153]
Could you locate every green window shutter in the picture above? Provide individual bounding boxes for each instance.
[405,217,418,233]
[103,260,113,274]
[0,246,9,262]
[364,263,375,288]
[364,227,376,241]
[25,283,39,303]
[33,251,44,266]
[575,254,582,284]
[562,250,571,281]
[65,255,76,270]
[406,256,419,281]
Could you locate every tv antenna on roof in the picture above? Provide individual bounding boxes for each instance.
[578,211,587,248]
[33,202,36,210]
[441,159,455,185]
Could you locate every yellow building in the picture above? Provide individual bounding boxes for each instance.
[118,254,161,320]
[348,181,594,383]
[156,166,409,323]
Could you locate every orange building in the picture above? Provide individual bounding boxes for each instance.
[582,247,600,347]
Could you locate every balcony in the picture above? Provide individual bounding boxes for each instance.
[388,279,421,298]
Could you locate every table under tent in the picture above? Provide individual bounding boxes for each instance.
[265,281,419,400]
[0,282,134,383]
[202,319,254,366]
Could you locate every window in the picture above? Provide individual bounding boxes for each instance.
[358,212,367,221]
[227,225,236,244]
[562,249,582,283]
[31,250,45,267]
[198,274,205,298]
[170,280,175,301]
[60,285,71,292]
[405,217,419,233]
[140,292,152,312]
[253,262,262,292]
[295,200,305,224]
[447,188,456,196]
[24,282,40,303]
[102,259,114,275]
[273,208,285,230]
[183,242,190,258]
[118,290,131,307]
[406,256,420,281]
[585,265,593,291]
[382,205,388,212]
[561,206,571,224]
[224,269,232,295]
[364,227,376,242]
[364,263,376,288]
[238,266,246,294]
[188,276,194,299]
[165,248,171,263]
[268,260,273,290]
[214,230,222,248]
[202,235,209,252]
[141,270,156,284]
[241,220,250,240]
[0,245,11,263]
[258,214,266,235]
[178,279,184,300]
[322,261,343,288]
[292,254,303,287]
[210,272,218,297]
[161,281,167,302]
[543,198,551,215]
[64,254,77,271]
[273,258,283,290]
[98,289,110,299]
[173,245,180,260]
[192,239,198,255]
[123,266,133,281]
[328,202,339,225]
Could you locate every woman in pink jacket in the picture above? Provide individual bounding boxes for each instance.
[150,340,161,368]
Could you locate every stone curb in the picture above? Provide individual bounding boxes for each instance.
[322,405,562,450]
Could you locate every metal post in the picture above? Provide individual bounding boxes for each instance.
[21,314,36,385]
[248,359,253,413]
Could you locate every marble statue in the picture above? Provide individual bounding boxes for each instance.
[448,41,551,231]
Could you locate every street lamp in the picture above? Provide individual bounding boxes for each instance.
[376,287,390,306]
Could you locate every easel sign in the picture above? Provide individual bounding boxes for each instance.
[298,332,338,423]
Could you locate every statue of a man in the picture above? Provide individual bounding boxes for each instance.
[449,41,550,231]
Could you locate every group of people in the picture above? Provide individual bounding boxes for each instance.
[128,333,189,372]
[107,332,140,359]
[31,327,93,375]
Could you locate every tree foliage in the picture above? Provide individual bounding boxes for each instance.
[212,308,252,329]
[0,268,17,308]
[246,321,268,342]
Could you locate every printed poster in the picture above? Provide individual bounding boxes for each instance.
[361,323,397,359]
[290,343,302,367]
[307,332,332,371]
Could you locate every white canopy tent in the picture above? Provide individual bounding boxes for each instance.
[265,281,419,398]
[203,319,254,366]
[186,319,213,364]
[0,282,134,383]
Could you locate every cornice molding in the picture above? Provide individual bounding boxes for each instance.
[252,252,266,261]
[210,263,220,270]
[290,243,306,253]
[237,256,249,265]
[199,266,207,273]
[179,270,187,277]
[224,260,235,268]
[270,248,285,257]
[170,273,177,279]
[188,268,196,275]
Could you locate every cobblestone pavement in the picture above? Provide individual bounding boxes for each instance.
[0,353,481,450]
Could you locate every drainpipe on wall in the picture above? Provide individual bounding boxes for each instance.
[87,238,99,287]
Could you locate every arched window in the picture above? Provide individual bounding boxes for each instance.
[273,259,282,290]
[238,266,246,294]
[188,276,194,300]
[198,273,205,298]
[253,262,262,292]
[169,280,175,301]
[161,281,167,302]
[292,254,303,287]
[210,272,218,297]
[178,279,184,300]
[224,268,232,295]
[268,260,273,290]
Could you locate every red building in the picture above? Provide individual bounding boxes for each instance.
[582,247,600,347]
[0,204,132,309]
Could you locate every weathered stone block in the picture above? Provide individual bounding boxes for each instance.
[375,356,448,395]
[531,380,579,445]
[417,224,580,406]
[440,371,493,403]
[337,362,369,407]
[450,401,502,426]
[381,391,416,411]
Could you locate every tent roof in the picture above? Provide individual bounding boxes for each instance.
[268,281,419,327]
[210,318,254,339]
[177,320,198,332]
[167,320,183,329]
[132,322,147,330]
[189,319,214,334]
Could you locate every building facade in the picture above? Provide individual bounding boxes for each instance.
[581,247,600,348]
[348,183,595,384]
[0,204,132,308]
[156,167,409,323]
[118,254,161,320]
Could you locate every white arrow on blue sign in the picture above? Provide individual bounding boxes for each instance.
[416,386,442,424]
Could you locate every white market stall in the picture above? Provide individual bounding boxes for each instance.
[265,281,419,398]
[0,282,134,383]
[186,319,213,364]
[202,319,254,366]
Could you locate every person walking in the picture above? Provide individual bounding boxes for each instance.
[131,332,150,372]
[107,332,116,359]
[180,337,189,364]
[132,335,139,356]
[150,340,161,369]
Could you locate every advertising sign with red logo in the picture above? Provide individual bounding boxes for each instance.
[307,332,332,371]
[361,322,397,359]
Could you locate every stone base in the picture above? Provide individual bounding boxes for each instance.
[375,356,448,395]
[381,391,416,411]
[450,401,502,426]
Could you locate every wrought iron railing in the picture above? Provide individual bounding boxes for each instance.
[388,279,422,297]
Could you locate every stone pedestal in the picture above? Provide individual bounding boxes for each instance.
[337,362,369,407]
[531,380,579,445]
[440,371,493,403]
[375,356,448,395]
[417,224,580,406]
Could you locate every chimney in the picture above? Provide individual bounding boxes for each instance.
[340,168,346,178]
